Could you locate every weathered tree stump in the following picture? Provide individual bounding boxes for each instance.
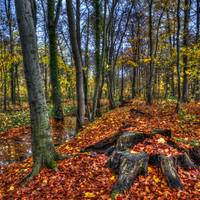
[104,151,149,195]
[180,151,199,170]
[189,146,200,163]
[83,127,200,196]
[158,154,183,190]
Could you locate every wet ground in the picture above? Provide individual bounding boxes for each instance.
[0,116,76,174]
[0,105,110,174]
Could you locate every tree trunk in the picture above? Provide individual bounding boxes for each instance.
[66,0,85,132]
[47,0,64,121]
[175,0,181,113]
[15,62,21,106]
[196,0,200,102]
[120,65,124,106]
[4,0,15,106]
[182,0,190,103]
[172,16,176,98]
[3,63,7,111]
[84,3,91,121]
[44,30,48,101]
[92,0,102,121]
[3,41,7,111]
[147,0,153,105]
[132,66,136,99]
[14,0,71,187]
[76,0,88,109]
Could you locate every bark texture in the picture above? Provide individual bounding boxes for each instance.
[15,0,91,187]
[66,0,85,132]
[47,0,64,121]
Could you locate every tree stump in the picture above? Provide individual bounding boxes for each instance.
[104,151,149,195]
[158,154,183,189]
[84,126,200,196]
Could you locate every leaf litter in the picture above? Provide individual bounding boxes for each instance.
[0,98,200,199]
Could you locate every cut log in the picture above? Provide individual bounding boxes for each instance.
[104,151,149,195]
[184,122,200,125]
[152,129,171,138]
[115,130,171,151]
[115,132,151,151]
[83,125,133,153]
[130,108,153,117]
[158,154,183,190]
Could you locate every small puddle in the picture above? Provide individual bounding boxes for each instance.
[0,116,76,174]
[0,106,110,174]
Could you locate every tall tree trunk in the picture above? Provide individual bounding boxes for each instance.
[47,0,64,121]
[175,0,181,113]
[5,0,15,106]
[84,1,91,120]
[3,64,7,111]
[196,0,200,102]
[66,0,85,132]
[120,64,124,105]
[76,0,81,52]
[92,0,101,120]
[182,0,190,103]
[147,0,153,105]
[172,19,176,98]
[76,0,88,108]
[15,62,21,106]
[96,0,107,117]
[15,0,73,187]
[44,29,48,100]
[3,41,7,111]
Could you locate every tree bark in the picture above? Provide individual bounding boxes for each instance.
[175,0,181,113]
[47,0,64,121]
[5,0,15,106]
[3,41,7,111]
[14,0,68,187]
[96,0,107,117]
[147,0,153,105]
[92,0,102,120]
[182,0,190,103]
[196,0,200,102]
[66,0,85,132]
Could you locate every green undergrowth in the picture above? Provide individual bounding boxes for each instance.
[174,137,199,147]
[0,103,76,132]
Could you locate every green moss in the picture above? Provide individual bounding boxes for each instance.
[174,138,188,143]
[111,190,119,199]
[50,159,57,169]
[135,132,143,134]
[189,142,199,147]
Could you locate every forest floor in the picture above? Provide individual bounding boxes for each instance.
[0,98,200,199]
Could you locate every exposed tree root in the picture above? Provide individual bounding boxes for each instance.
[20,152,97,187]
